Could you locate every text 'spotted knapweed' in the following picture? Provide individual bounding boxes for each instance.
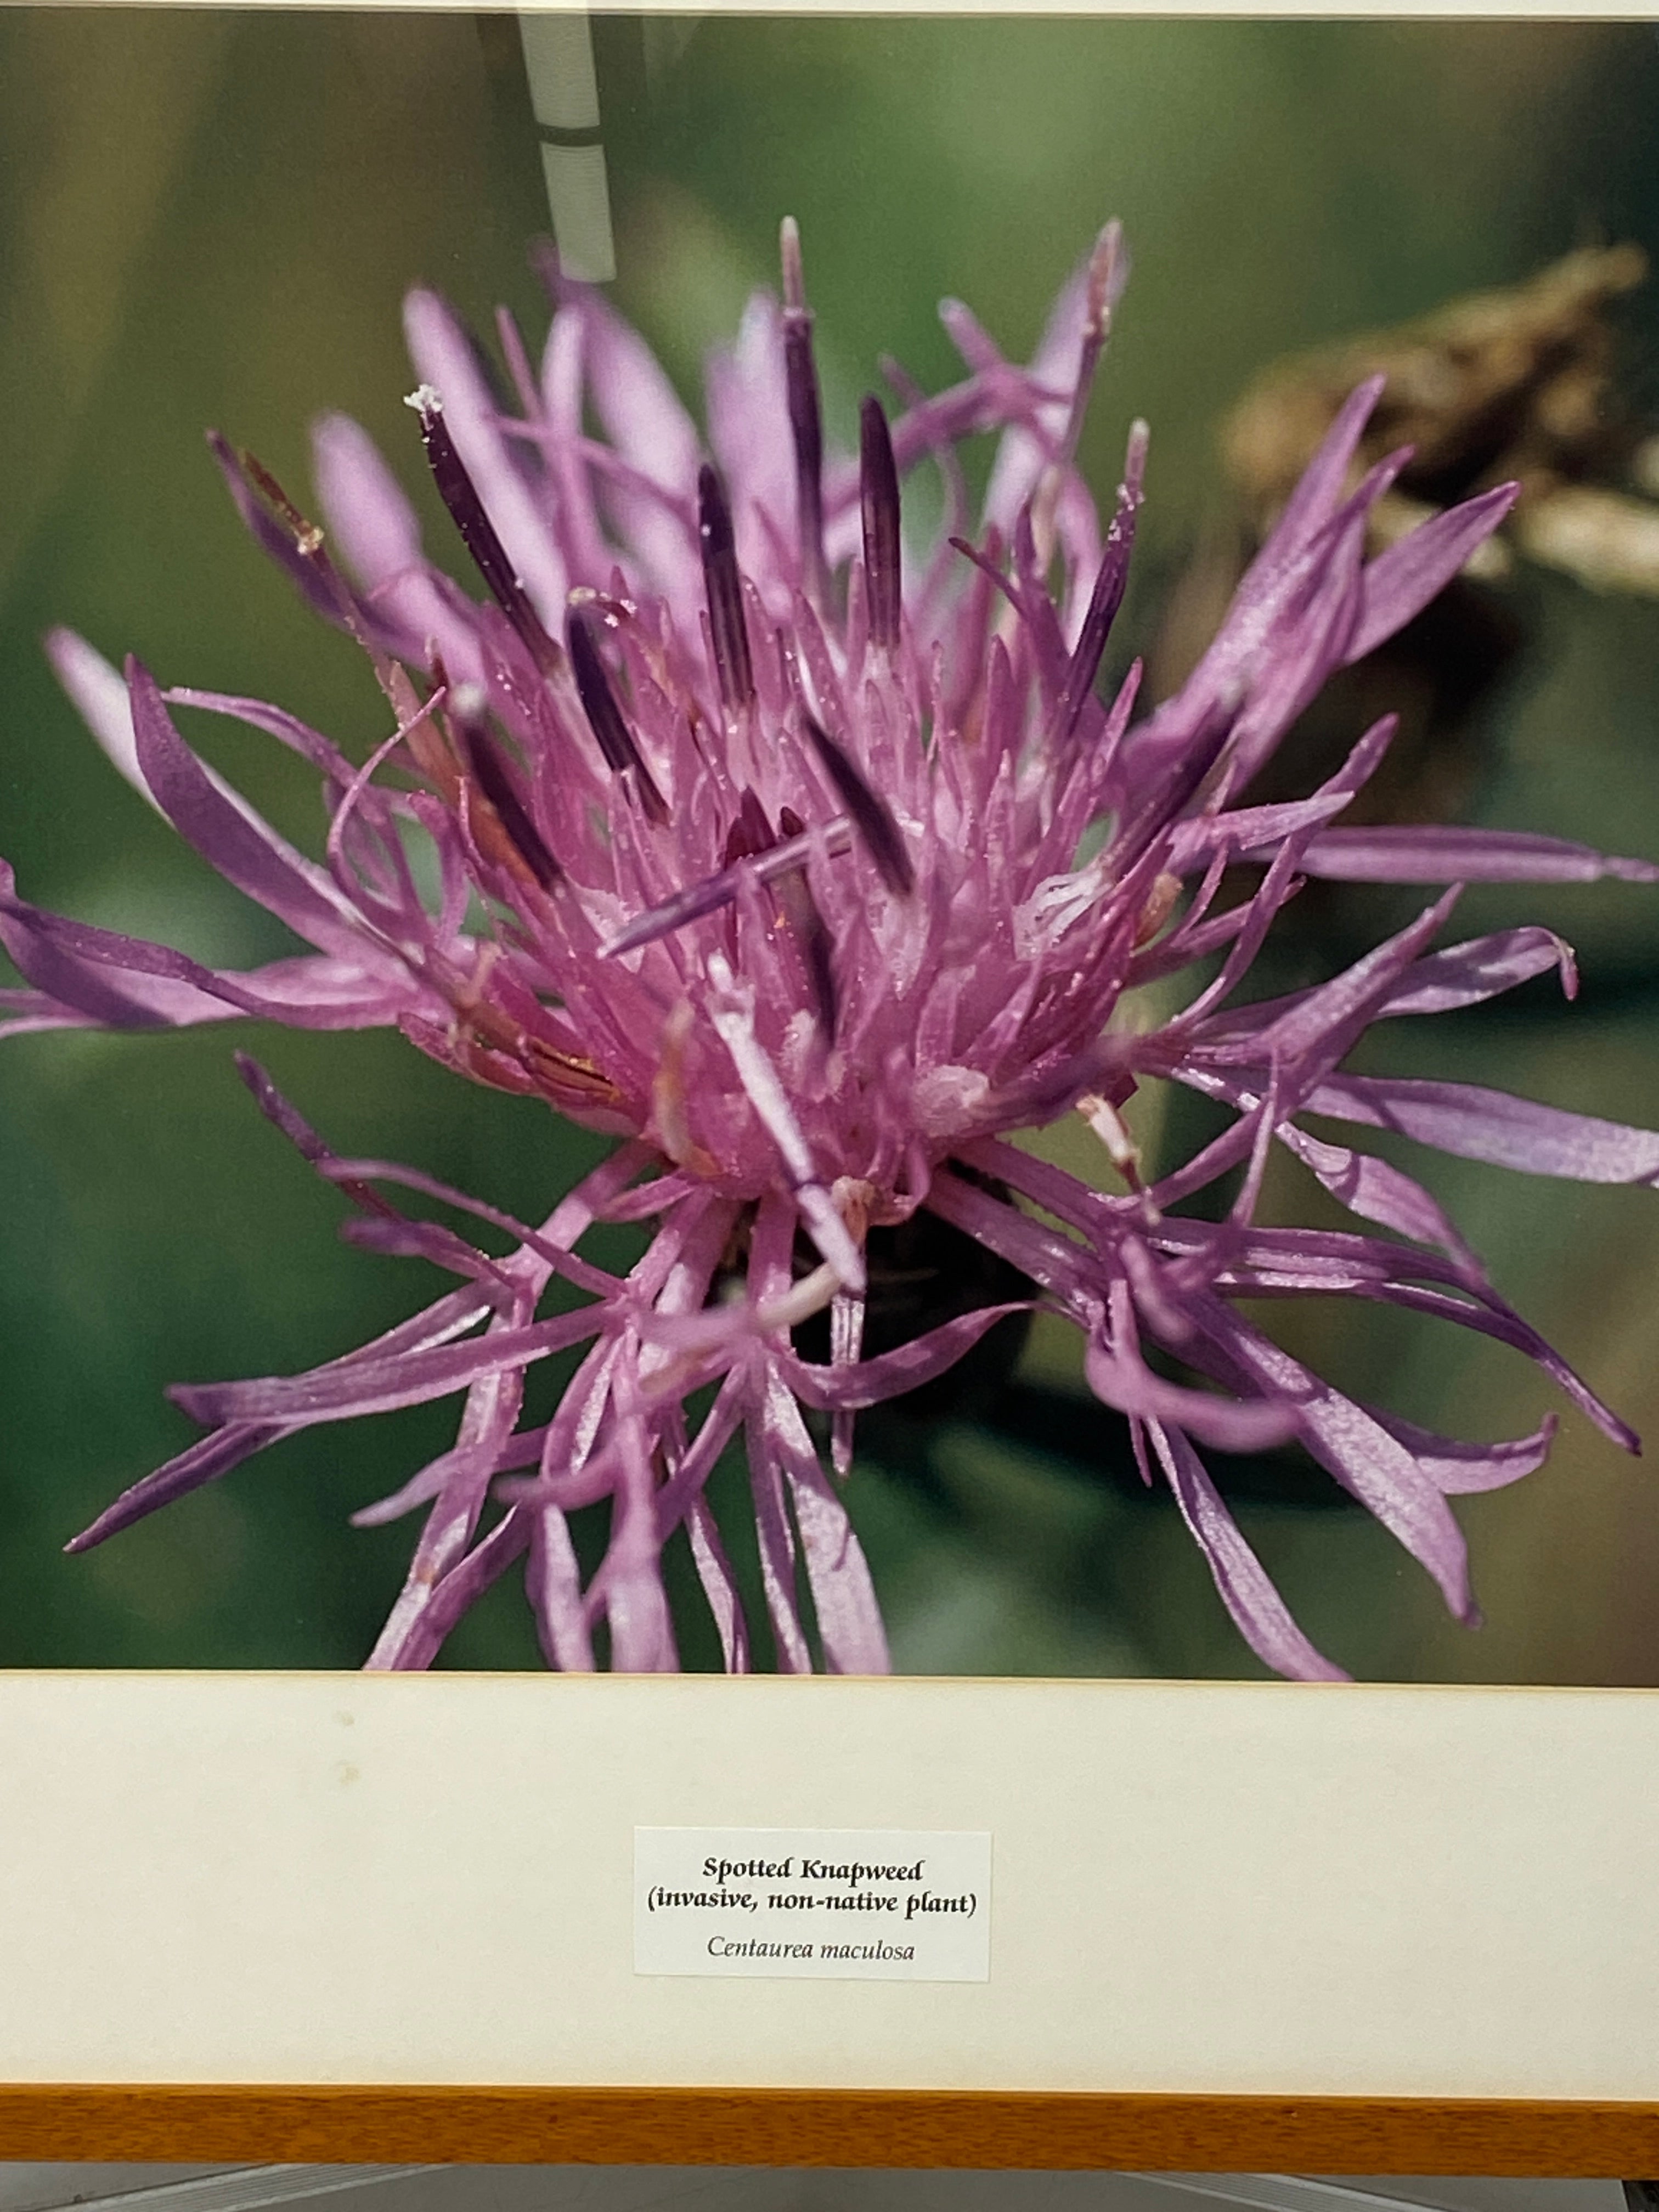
[5,222,1657,1678]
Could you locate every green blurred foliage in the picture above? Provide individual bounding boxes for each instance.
[4,12,1659,1680]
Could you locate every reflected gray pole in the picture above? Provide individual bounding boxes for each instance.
[517,10,615,283]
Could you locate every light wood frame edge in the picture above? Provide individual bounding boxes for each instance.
[1,2090,1656,2172]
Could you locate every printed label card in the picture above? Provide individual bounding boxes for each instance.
[634,1826,992,1981]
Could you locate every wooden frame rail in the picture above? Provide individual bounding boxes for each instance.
[1,2088,1657,2172]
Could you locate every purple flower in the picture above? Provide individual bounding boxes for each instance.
[7,220,1658,1678]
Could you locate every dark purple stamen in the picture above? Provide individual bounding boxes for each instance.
[567,610,669,826]
[1059,548,1130,743]
[794,892,838,1039]
[411,391,561,678]
[456,712,561,891]
[781,220,827,605]
[803,715,914,896]
[771,805,837,1037]
[697,464,754,713]
[1110,694,1235,873]
[722,787,776,867]
[859,396,902,653]
[712,792,836,1034]
[1059,426,1147,742]
[211,438,360,634]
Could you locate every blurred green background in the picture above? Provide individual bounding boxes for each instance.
[4,10,1659,1681]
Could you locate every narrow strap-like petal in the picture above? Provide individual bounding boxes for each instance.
[1144,1418,1349,1682]
[1305,1073,1659,1185]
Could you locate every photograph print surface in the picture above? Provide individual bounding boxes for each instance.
[4,10,1659,1685]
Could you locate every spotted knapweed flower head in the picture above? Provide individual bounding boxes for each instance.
[7,219,1659,1677]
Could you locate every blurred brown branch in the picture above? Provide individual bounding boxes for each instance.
[1154,245,1659,850]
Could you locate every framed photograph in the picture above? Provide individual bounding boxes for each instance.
[3,2,1659,2170]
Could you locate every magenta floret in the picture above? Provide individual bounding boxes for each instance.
[7,221,1657,1677]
